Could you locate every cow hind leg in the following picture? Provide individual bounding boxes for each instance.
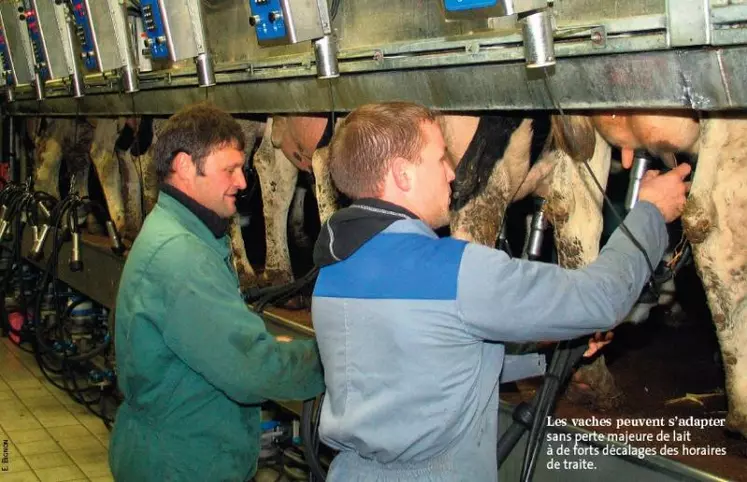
[683,118,747,438]
[112,117,145,240]
[138,118,165,216]
[253,119,298,288]
[544,131,610,267]
[62,120,98,233]
[225,119,267,293]
[229,215,259,292]
[34,119,70,200]
[89,120,127,236]
[116,149,143,241]
[288,185,312,250]
[450,119,534,246]
[544,132,622,410]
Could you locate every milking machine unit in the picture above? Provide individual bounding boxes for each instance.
[33,284,117,425]
[522,198,548,261]
[625,150,652,211]
[247,0,339,79]
[137,0,215,87]
[12,0,85,100]
[0,179,122,427]
[625,150,693,312]
[496,150,672,479]
[75,0,140,93]
[443,0,556,70]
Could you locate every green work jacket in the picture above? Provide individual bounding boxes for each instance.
[109,191,324,481]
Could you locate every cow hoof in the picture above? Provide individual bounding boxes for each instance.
[564,356,624,411]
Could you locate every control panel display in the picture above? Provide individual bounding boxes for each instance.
[23,9,48,80]
[71,0,96,70]
[0,28,12,86]
[248,0,287,44]
[140,0,169,59]
[444,0,497,11]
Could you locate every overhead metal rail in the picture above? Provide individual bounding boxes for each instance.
[0,0,746,114]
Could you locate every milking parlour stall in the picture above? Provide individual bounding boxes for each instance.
[0,0,746,481]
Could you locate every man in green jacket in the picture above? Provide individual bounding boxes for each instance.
[109,103,325,481]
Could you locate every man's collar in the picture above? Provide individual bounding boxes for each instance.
[313,198,423,267]
[159,183,229,238]
[352,198,420,220]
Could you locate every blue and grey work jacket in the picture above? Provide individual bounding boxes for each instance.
[311,198,668,481]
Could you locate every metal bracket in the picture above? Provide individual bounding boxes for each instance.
[157,0,214,86]
[666,0,711,47]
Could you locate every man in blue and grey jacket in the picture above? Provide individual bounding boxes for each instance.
[310,102,690,481]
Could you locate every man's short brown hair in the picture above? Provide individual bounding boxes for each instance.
[329,102,437,199]
[154,102,245,184]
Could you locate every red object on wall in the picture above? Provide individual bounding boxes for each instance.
[8,311,24,344]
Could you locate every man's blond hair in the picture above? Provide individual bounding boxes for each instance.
[329,102,437,198]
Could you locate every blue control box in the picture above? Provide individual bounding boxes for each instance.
[24,10,49,80]
[140,0,169,59]
[248,0,287,44]
[0,28,13,86]
[444,0,497,12]
[71,0,97,70]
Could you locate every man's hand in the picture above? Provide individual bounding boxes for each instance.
[276,335,293,343]
[537,331,614,357]
[583,331,614,358]
[638,163,691,223]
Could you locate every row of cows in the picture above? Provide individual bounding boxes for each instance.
[21,107,747,440]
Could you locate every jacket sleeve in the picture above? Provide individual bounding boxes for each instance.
[456,201,668,342]
[155,236,325,404]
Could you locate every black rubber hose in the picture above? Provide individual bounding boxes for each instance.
[496,400,536,466]
[251,267,319,313]
[62,359,113,425]
[330,0,342,21]
[520,343,569,478]
[30,207,108,394]
[301,395,327,481]
[496,339,587,472]
[32,196,76,359]
[519,341,587,482]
